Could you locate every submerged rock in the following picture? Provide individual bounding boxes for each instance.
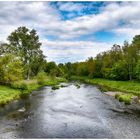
[18,107,26,112]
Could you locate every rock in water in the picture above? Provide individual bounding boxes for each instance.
[18,107,26,112]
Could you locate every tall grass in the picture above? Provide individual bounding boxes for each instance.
[71,76,140,105]
[71,76,140,96]
[0,76,67,106]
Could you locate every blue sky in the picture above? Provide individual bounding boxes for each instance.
[0,1,140,63]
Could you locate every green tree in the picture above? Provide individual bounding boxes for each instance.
[7,26,45,79]
[37,71,46,85]
[135,60,140,80]
[0,54,23,84]
[44,61,57,74]
[110,60,128,80]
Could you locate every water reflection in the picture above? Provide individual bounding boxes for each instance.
[0,83,140,138]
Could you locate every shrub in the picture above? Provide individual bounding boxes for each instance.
[75,83,80,88]
[60,84,67,88]
[118,94,131,105]
[11,83,20,89]
[19,83,28,90]
[19,90,29,99]
[118,96,123,102]
[11,82,28,90]
[52,85,60,90]
[124,99,131,105]
[0,54,23,85]
[115,93,120,99]
[37,71,46,85]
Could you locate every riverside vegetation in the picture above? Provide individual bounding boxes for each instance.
[1,26,140,106]
[0,26,66,106]
[0,75,66,106]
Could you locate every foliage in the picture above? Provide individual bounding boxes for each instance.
[0,85,20,106]
[75,83,80,88]
[72,76,140,96]
[7,26,45,79]
[117,94,132,105]
[0,54,23,84]
[37,71,46,85]
[11,82,28,90]
[59,36,140,82]
[19,90,30,99]
[52,85,60,90]
[135,60,140,80]
[0,76,67,105]
[110,60,128,80]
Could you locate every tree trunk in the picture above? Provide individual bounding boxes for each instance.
[27,69,30,80]
[26,60,30,80]
[128,64,132,80]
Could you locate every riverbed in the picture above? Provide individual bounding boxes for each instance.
[0,82,140,138]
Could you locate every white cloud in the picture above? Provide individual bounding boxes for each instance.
[1,1,140,41]
[0,2,140,62]
[41,39,111,63]
[58,2,84,12]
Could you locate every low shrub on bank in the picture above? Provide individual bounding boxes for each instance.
[11,82,28,90]
[19,90,30,99]
[115,93,120,99]
[37,71,46,85]
[52,85,60,90]
[115,93,132,105]
[75,83,80,88]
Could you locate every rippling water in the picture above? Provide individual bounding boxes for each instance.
[0,83,140,138]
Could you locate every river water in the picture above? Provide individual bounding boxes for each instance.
[0,82,140,138]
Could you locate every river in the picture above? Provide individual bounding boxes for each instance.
[0,82,140,138]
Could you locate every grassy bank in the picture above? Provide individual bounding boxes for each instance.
[0,76,67,106]
[71,76,140,105]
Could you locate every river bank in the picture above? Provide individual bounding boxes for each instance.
[0,76,67,106]
[70,76,140,105]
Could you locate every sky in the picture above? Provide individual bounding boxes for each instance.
[0,1,140,63]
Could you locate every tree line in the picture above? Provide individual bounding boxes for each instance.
[57,35,140,81]
[1,26,140,85]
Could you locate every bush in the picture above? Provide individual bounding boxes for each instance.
[124,99,131,105]
[60,84,67,88]
[11,82,28,90]
[52,85,60,90]
[37,71,46,85]
[75,83,80,88]
[117,94,131,105]
[0,54,23,84]
[19,83,28,90]
[19,90,29,99]
[118,96,124,102]
[115,93,120,99]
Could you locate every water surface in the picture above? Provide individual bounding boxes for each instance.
[0,83,140,138]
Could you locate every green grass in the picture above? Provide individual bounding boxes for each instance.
[115,93,132,105]
[71,76,140,96]
[71,76,140,104]
[0,76,67,106]
[0,86,20,106]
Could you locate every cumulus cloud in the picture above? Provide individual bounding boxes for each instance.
[57,2,84,12]
[41,40,111,63]
[0,2,140,62]
[1,1,140,40]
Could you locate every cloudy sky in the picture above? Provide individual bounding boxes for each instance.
[0,1,140,63]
